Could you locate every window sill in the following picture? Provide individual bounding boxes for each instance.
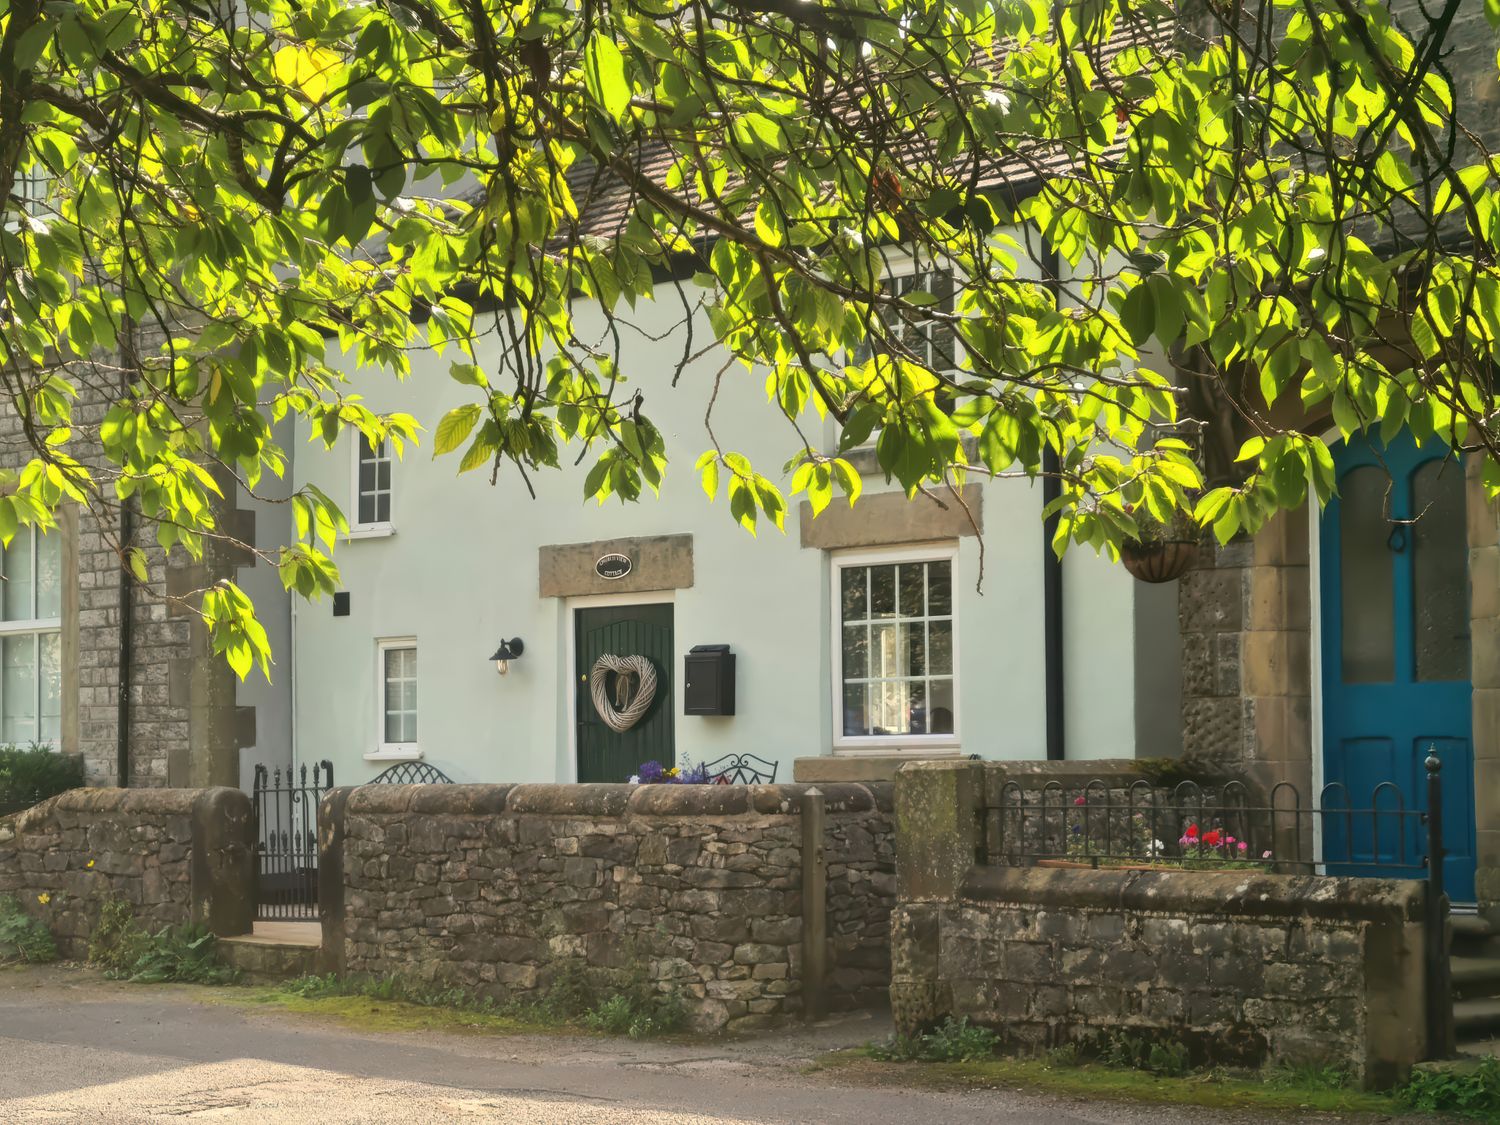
[363,747,423,762]
[832,743,963,758]
[345,524,395,541]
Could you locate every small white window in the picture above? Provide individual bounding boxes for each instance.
[857,266,960,376]
[371,639,419,760]
[0,527,62,746]
[832,545,959,751]
[349,434,394,537]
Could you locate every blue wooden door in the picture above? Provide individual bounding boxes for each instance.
[1320,432,1477,901]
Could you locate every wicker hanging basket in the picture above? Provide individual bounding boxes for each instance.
[1120,539,1200,583]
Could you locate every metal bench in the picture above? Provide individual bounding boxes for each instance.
[701,753,778,785]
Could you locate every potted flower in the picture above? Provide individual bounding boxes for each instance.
[1119,505,1201,583]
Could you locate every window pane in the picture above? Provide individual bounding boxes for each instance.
[928,560,952,616]
[2,634,36,744]
[842,683,868,736]
[1340,465,1395,682]
[358,495,377,526]
[39,632,59,743]
[869,565,896,618]
[841,568,866,622]
[906,624,926,677]
[35,532,59,619]
[907,681,927,734]
[2,527,33,622]
[870,622,900,678]
[842,625,868,679]
[928,620,953,675]
[898,563,925,617]
[376,461,391,489]
[359,461,376,492]
[1412,459,1470,682]
[374,494,391,523]
[868,680,907,735]
[929,680,955,734]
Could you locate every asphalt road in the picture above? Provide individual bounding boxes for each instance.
[0,967,1315,1123]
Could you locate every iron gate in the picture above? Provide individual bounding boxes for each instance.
[252,760,332,921]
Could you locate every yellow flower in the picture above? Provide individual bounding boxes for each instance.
[666,767,679,777]
[36,893,49,905]
[85,859,95,869]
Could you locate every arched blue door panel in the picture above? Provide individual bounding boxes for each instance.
[1320,432,1477,901]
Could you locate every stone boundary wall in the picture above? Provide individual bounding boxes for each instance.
[891,866,1428,1087]
[0,787,254,956]
[894,760,1433,1087]
[320,782,895,1032]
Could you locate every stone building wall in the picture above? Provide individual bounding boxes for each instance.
[1177,513,1313,793]
[890,865,1429,1087]
[323,782,896,1032]
[0,786,253,957]
[0,379,271,789]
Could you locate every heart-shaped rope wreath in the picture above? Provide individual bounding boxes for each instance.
[589,654,659,733]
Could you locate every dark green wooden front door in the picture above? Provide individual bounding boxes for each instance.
[575,603,674,782]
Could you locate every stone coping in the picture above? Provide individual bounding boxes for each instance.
[959,863,1427,925]
[6,787,211,823]
[342,781,893,818]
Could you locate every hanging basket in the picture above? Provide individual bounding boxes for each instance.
[1120,539,1199,583]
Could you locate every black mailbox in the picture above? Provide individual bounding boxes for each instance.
[684,645,736,715]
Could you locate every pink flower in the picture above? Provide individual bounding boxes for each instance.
[1073,795,1086,806]
[1238,841,1248,852]
[1262,850,1273,859]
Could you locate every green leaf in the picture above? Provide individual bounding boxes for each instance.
[584,34,631,122]
[433,404,481,456]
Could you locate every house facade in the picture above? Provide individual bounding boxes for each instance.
[289,276,1183,789]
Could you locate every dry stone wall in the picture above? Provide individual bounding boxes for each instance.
[0,787,254,956]
[325,782,895,1032]
[892,865,1428,1086]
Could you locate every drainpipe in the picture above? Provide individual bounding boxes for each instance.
[1042,246,1065,761]
[116,497,133,787]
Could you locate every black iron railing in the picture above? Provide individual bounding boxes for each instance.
[366,761,453,785]
[252,759,332,922]
[980,753,1453,1058]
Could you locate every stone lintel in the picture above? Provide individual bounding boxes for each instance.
[538,534,692,598]
[798,486,982,551]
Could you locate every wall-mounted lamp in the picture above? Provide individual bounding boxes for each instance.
[489,638,525,675]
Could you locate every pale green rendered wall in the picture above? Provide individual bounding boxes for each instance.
[292,285,1154,783]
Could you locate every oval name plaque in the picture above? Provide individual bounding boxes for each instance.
[595,553,632,580]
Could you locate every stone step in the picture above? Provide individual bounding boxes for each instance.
[1454,997,1500,1041]
[1450,956,1500,1001]
[217,922,322,983]
[1451,914,1500,957]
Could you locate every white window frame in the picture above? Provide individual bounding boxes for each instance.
[0,528,62,748]
[368,637,421,761]
[852,247,963,377]
[347,433,395,539]
[830,542,962,755]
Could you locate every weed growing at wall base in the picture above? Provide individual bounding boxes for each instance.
[0,895,56,964]
[273,964,687,1039]
[1398,1057,1500,1120]
[87,898,237,984]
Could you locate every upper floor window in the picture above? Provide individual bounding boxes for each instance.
[0,527,61,746]
[833,545,958,749]
[351,434,393,535]
[857,267,959,375]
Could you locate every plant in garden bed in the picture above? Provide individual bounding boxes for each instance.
[627,758,714,785]
[1399,1057,1500,1120]
[1174,822,1274,871]
[0,743,84,814]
